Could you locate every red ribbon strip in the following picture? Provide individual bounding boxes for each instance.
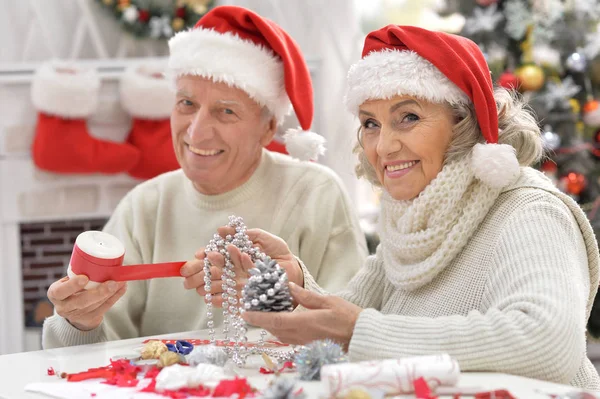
[70,244,185,282]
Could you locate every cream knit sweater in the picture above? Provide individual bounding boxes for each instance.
[42,150,368,349]
[301,167,600,390]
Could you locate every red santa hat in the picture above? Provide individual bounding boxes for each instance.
[167,5,325,162]
[344,25,520,189]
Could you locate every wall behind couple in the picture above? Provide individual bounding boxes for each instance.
[0,0,377,215]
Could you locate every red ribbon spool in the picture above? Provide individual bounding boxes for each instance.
[68,231,185,285]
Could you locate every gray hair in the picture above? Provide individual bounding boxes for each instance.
[354,87,544,186]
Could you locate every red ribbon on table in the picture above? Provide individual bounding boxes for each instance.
[70,244,185,282]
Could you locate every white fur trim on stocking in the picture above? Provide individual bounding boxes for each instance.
[168,28,292,124]
[120,62,175,119]
[471,143,520,189]
[344,49,470,114]
[31,60,100,118]
[283,128,326,161]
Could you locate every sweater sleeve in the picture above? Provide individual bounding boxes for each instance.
[42,194,148,348]
[348,197,590,385]
[298,246,386,310]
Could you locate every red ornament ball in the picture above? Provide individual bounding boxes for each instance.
[497,72,520,90]
[540,160,557,173]
[583,100,600,127]
[175,6,186,18]
[562,172,587,195]
[138,9,150,22]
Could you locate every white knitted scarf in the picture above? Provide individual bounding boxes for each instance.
[378,155,503,291]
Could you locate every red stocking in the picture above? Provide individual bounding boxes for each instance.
[120,64,179,180]
[31,62,140,174]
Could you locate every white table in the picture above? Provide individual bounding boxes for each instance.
[0,329,591,399]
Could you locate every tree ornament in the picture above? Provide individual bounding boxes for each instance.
[122,5,139,23]
[175,6,186,18]
[138,9,150,23]
[562,172,587,195]
[532,44,561,70]
[570,98,581,114]
[117,0,130,10]
[261,377,306,399]
[294,340,348,381]
[498,71,521,90]
[540,76,581,110]
[583,100,600,126]
[566,51,588,73]
[542,125,561,150]
[463,4,504,35]
[187,345,228,367]
[172,17,185,31]
[515,64,545,91]
[242,257,293,312]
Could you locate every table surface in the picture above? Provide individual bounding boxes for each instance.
[0,329,592,399]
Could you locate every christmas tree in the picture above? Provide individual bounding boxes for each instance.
[440,0,600,336]
[439,0,600,231]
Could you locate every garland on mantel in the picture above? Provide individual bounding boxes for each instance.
[95,0,214,40]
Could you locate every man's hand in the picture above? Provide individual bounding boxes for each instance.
[47,276,127,331]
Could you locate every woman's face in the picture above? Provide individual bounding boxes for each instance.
[359,95,455,201]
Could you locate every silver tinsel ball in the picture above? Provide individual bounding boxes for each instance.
[294,339,348,381]
[187,344,228,367]
[542,127,561,150]
[260,377,306,399]
[565,52,587,73]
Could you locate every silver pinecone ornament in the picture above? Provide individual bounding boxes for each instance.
[242,256,293,312]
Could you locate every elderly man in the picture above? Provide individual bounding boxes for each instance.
[41,5,367,348]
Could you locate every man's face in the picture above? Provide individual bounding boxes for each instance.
[171,75,276,195]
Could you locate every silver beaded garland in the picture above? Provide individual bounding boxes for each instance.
[203,215,295,367]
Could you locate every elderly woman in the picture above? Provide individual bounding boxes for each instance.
[210,25,600,389]
[41,6,367,349]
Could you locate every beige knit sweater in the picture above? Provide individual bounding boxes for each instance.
[42,150,368,349]
[302,167,600,390]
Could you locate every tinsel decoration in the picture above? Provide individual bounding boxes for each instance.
[242,256,293,312]
[187,345,228,367]
[294,340,348,381]
[260,377,306,399]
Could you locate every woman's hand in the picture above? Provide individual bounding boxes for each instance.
[180,228,304,307]
[241,282,362,349]
[180,245,253,307]
[241,228,304,288]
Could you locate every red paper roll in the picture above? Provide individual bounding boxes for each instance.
[67,231,185,289]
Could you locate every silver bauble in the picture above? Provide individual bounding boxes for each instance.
[542,127,561,150]
[565,52,587,73]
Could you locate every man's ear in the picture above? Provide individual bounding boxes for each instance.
[259,116,278,147]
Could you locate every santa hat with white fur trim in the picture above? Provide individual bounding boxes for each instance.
[344,25,520,189]
[167,5,325,162]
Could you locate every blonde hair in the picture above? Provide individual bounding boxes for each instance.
[354,87,544,186]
